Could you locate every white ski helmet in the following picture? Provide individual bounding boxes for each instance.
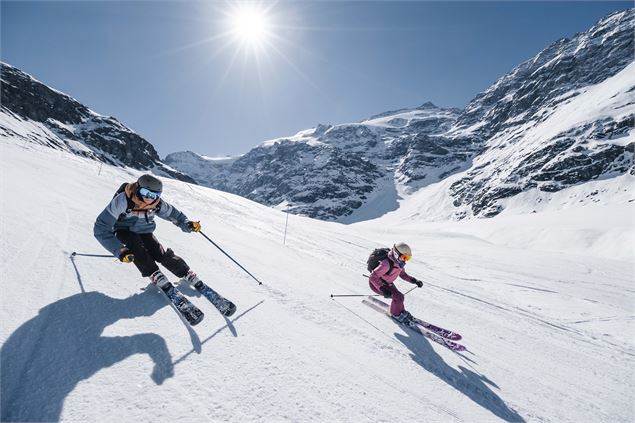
[393,242,412,261]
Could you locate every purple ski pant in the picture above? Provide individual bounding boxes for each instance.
[369,282,404,316]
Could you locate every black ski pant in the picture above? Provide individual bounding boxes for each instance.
[115,230,190,278]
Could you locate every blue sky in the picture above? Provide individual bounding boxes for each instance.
[2,1,631,157]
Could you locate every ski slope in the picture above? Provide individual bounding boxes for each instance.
[1,140,633,422]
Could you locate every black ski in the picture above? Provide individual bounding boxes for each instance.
[192,280,236,317]
[159,283,204,326]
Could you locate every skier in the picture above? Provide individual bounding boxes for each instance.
[93,174,235,316]
[368,242,423,324]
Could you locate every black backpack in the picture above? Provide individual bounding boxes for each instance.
[367,248,394,273]
[113,182,137,211]
[113,182,128,199]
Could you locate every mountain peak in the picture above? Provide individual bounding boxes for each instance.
[417,101,439,110]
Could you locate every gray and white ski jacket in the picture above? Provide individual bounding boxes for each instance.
[94,185,190,257]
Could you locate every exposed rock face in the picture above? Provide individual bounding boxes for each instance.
[166,104,473,220]
[447,9,634,218]
[454,10,634,139]
[165,141,385,220]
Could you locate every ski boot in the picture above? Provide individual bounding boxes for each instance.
[392,310,414,326]
[150,270,204,325]
[150,270,174,293]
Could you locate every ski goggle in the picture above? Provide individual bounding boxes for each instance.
[398,253,412,262]
[138,187,161,200]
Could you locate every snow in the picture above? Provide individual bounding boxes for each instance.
[1,139,633,422]
[337,174,401,224]
[0,110,59,141]
[520,61,635,147]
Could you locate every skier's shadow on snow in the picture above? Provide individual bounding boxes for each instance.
[394,330,525,422]
[1,290,173,422]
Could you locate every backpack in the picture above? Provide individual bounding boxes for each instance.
[113,182,128,199]
[367,248,394,273]
[113,182,136,211]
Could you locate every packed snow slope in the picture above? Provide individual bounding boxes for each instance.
[1,139,633,422]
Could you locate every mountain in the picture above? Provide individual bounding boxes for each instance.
[0,62,195,182]
[447,9,634,218]
[166,8,634,221]
[166,104,473,221]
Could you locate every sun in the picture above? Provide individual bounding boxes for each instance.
[227,4,273,50]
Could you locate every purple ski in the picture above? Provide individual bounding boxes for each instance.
[362,296,465,352]
[367,297,462,341]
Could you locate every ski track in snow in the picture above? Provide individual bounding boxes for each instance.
[1,140,633,422]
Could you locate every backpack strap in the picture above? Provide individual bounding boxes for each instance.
[113,182,135,212]
[379,255,395,284]
[387,257,395,274]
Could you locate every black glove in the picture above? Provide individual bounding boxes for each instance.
[379,284,392,298]
[413,278,423,288]
[118,247,134,263]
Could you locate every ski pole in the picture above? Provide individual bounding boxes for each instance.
[403,286,417,296]
[330,287,416,298]
[70,252,113,258]
[198,231,263,285]
[330,293,381,298]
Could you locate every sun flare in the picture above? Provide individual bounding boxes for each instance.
[228,5,272,49]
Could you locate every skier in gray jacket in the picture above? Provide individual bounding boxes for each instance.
[94,174,236,317]
[94,174,202,290]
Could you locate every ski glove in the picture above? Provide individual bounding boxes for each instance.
[379,284,392,298]
[412,278,424,288]
[188,221,201,233]
[118,247,134,263]
[179,220,201,233]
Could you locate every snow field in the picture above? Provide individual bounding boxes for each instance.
[1,140,633,422]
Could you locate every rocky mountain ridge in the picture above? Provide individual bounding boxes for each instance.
[0,63,194,182]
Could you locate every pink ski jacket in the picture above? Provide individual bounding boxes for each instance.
[369,254,415,291]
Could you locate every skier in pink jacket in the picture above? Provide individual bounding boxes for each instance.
[368,242,423,324]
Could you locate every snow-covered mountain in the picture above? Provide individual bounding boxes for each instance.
[1,138,633,422]
[447,9,634,218]
[0,63,194,182]
[165,103,469,220]
[166,9,634,221]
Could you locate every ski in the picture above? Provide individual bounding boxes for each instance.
[366,296,462,340]
[159,283,204,326]
[362,297,465,352]
[411,316,462,341]
[190,279,237,317]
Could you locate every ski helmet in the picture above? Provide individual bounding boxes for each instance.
[137,174,162,192]
[392,242,412,262]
